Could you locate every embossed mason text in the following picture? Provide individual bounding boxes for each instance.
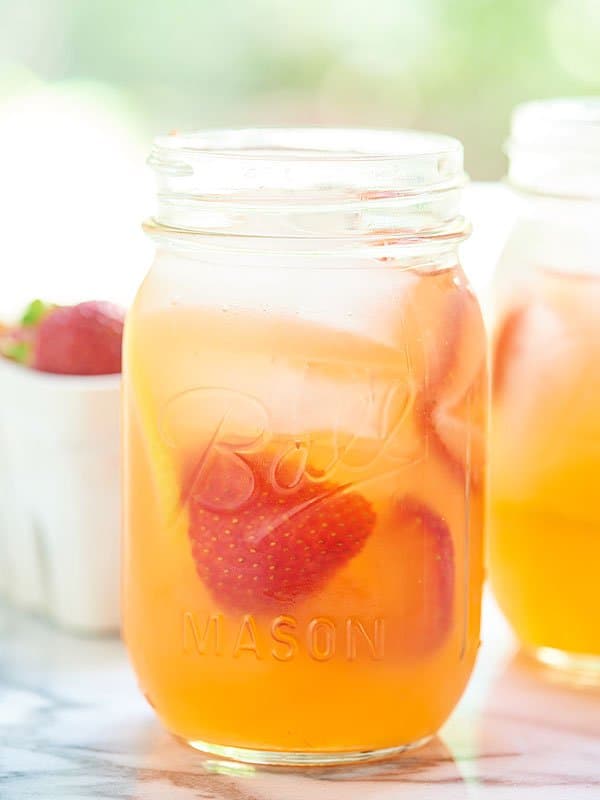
[182,612,385,662]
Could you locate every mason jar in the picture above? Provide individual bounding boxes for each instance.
[490,100,600,677]
[123,128,486,764]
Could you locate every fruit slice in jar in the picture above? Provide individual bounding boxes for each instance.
[493,305,527,402]
[131,305,412,448]
[492,300,575,406]
[492,301,572,443]
[186,447,376,612]
[375,495,454,659]
[126,328,187,533]
[492,297,598,510]
[393,268,471,392]
[393,495,454,653]
[422,288,486,486]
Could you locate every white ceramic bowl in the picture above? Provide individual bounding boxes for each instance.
[0,358,121,633]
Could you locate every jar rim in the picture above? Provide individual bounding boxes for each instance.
[147,127,468,246]
[151,127,462,164]
[148,128,465,196]
[508,97,600,153]
[506,97,600,200]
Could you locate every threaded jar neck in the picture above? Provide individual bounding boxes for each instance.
[146,128,469,254]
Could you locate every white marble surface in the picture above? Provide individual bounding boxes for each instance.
[1,595,599,800]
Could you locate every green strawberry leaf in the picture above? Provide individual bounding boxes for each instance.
[21,299,52,326]
[3,339,31,364]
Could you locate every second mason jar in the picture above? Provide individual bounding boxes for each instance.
[122,129,486,764]
[490,99,600,676]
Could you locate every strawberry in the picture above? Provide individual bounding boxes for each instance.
[0,324,36,365]
[492,305,528,400]
[420,289,486,487]
[187,449,375,611]
[390,496,454,655]
[0,300,52,364]
[1,300,124,375]
[33,301,124,375]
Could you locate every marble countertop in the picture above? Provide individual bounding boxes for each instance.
[1,597,599,800]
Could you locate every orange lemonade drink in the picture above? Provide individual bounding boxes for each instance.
[490,266,600,661]
[123,263,485,759]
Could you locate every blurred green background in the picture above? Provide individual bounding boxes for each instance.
[0,0,597,310]
[2,0,600,178]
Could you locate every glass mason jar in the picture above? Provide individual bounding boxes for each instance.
[490,100,600,676]
[123,129,486,764]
